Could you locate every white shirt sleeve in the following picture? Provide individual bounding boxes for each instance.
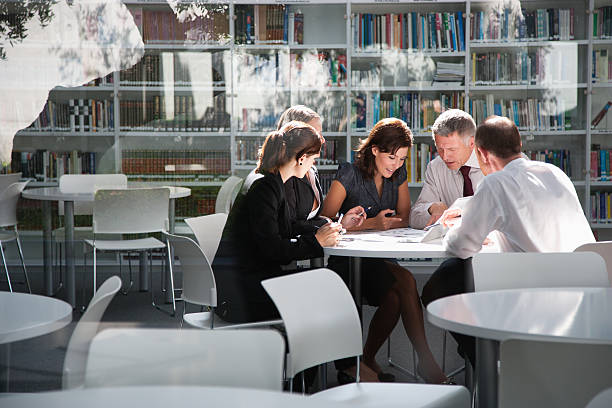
[443,182,505,259]
[410,161,442,229]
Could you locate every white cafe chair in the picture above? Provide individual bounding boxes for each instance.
[0,172,21,193]
[214,176,243,214]
[84,328,285,391]
[184,213,227,263]
[586,388,612,408]
[0,181,31,293]
[262,268,470,407]
[83,188,176,315]
[63,276,121,389]
[574,241,612,286]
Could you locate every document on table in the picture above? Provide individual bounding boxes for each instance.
[340,225,446,244]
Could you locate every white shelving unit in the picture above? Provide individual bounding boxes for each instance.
[10,0,612,226]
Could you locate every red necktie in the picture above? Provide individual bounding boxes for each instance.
[460,166,474,197]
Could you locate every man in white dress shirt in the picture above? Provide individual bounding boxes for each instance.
[421,115,595,366]
[410,109,484,229]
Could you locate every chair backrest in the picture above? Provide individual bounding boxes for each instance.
[84,328,285,391]
[0,172,21,193]
[184,213,228,262]
[0,181,30,228]
[215,176,243,214]
[92,188,169,234]
[499,339,612,408]
[472,252,609,292]
[575,242,612,287]
[166,232,216,308]
[586,388,612,408]
[261,268,363,379]
[62,276,121,389]
[58,174,128,216]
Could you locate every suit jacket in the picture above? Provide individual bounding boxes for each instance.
[284,167,328,234]
[213,171,323,322]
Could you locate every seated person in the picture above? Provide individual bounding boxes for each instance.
[321,117,449,384]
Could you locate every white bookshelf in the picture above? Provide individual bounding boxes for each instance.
[10,0,612,226]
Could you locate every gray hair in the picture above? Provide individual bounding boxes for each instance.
[431,109,476,146]
[277,105,321,130]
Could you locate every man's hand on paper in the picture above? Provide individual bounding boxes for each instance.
[426,202,448,227]
[373,209,403,230]
[341,206,367,230]
[440,208,462,228]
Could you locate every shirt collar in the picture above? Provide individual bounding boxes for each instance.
[454,149,480,173]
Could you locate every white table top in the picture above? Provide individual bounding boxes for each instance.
[0,292,72,344]
[0,385,344,408]
[22,186,191,201]
[427,287,612,344]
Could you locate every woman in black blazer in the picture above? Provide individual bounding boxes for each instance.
[212,121,342,324]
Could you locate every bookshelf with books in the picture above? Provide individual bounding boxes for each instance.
[8,0,612,228]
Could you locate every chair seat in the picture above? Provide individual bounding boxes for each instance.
[84,237,166,251]
[0,230,17,243]
[184,311,283,330]
[312,383,470,408]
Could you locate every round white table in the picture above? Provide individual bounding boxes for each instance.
[22,186,191,307]
[0,385,345,408]
[426,287,612,408]
[0,292,72,391]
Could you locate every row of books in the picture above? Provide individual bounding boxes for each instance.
[405,143,438,184]
[470,96,571,131]
[352,12,466,52]
[130,8,230,45]
[592,50,612,83]
[524,149,571,177]
[119,52,227,86]
[121,150,231,179]
[591,191,612,223]
[235,139,340,165]
[470,8,574,42]
[119,95,230,132]
[590,148,612,181]
[593,7,612,39]
[470,49,572,85]
[7,151,96,181]
[28,99,114,132]
[84,73,114,86]
[234,5,303,45]
[175,187,219,218]
[351,92,465,132]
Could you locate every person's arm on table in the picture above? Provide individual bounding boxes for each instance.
[410,162,446,229]
[442,185,504,259]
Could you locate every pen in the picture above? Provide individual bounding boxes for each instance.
[337,213,344,224]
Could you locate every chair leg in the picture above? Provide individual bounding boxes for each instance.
[92,245,97,295]
[0,243,12,292]
[14,228,31,293]
[442,330,466,378]
[151,245,176,316]
[386,336,418,379]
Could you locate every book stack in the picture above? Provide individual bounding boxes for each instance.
[593,6,612,39]
[470,96,571,131]
[175,186,218,218]
[9,150,96,181]
[590,146,611,181]
[524,149,571,177]
[591,191,612,223]
[405,143,438,183]
[28,99,114,133]
[84,73,113,86]
[353,12,466,52]
[592,50,611,83]
[235,52,289,88]
[352,63,381,87]
[351,92,465,132]
[122,150,231,182]
[131,7,230,45]
[470,8,574,41]
[235,139,340,166]
[471,49,572,85]
[320,104,347,133]
[433,61,464,84]
[234,5,301,45]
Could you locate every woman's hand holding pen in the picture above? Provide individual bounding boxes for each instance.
[373,209,403,231]
[315,222,343,247]
[341,206,367,230]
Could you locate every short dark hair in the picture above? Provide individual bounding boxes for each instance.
[475,116,522,159]
[256,121,321,174]
[355,118,413,179]
[431,109,476,144]
[277,105,321,130]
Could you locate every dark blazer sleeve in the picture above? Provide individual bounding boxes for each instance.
[247,176,323,265]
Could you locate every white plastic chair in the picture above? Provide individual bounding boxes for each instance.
[0,173,21,193]
[53,174,128,293]
[165,231,282,330]
[184,213,227,263]
[214,176,243,214]
[499,339,612,408]
[574,242,612,286]
[472,252,609,292]
[0,181,31,293]
[62,276,121,389]
[586,388,612,408]
[83,188,175,315]
[84,328,285,391]
[262,268,470,407]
